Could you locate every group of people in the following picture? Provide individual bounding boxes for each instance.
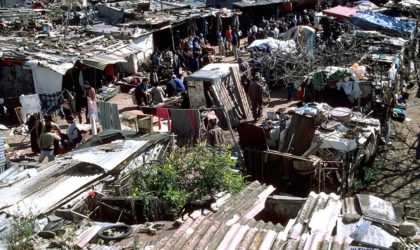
[217,25,241,59]
[134,74,188,108]
[27,114,83,163]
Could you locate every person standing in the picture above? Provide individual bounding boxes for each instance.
[26,113,42,153]
[38,124,60,163]
[217,30,225,57]
[225,25,232,52]
[248,73,264,121]
[83,82,95,124]
[231,29,240,60]
[287,82,294,101]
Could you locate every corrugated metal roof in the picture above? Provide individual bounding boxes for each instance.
[232,0,289,8]
[278,192,419,249]
[0,139,158,217]
[70,140,148,172]
[154,181,283,250]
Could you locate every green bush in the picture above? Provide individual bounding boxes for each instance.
[132,142,245,217]
[6,216,35,250]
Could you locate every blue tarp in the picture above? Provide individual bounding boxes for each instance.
[349,11,415,36]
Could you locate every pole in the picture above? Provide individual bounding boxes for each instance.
[221,105,244,169]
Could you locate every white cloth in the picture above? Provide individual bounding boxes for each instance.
[19,94,42,119]
[319,132,357,152]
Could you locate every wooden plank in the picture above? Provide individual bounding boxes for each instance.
[229,67,252,119]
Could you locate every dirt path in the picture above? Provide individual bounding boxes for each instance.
[361,85,420,218]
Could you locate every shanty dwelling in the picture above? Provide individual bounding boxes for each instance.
[0,57,35,117]
[238,101,381,197]
[0,133,171,219]
[185,63,252,129]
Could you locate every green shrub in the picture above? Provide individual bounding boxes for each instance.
[6,216,35,250]
[132,142,245,217]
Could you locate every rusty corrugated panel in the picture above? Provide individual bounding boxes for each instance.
[0,140,152,217]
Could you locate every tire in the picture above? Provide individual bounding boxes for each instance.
[97,224,133,241]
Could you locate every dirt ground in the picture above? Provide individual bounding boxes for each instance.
[361,85,420,218]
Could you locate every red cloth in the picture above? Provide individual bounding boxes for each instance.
[296,86,304,100]
[104,64,115,77]
[284,2,293,12]
[156,108,171,131]
[225,29,232,40]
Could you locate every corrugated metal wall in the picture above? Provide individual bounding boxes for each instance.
[0,0,22,7]
[0,131,5,173]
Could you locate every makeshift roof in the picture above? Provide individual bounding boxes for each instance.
[323,5,358,19]
[154,181,280,249]
[233,0,289,8]
[81,54,127,70]
[0,134,171,217]
[349,11,416,36]
[185,63,238,82]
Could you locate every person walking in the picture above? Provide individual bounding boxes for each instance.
[38,124,60,163]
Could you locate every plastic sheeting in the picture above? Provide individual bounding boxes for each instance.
[25,60,72,94]
[349,11,415,36]
[19,94,42,118]
[247,38,296,53]
[185,63,238,82]
[319,132,358,152]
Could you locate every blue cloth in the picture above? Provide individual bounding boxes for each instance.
[349,11,415,36]
[232,32,239,46]
[174,78,186,92]
[39,91,62,113]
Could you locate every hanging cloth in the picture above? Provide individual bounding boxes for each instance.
[38,91,63,113]
[19,94,42,119]
[156,108,171,131]
[170,109,200,144]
